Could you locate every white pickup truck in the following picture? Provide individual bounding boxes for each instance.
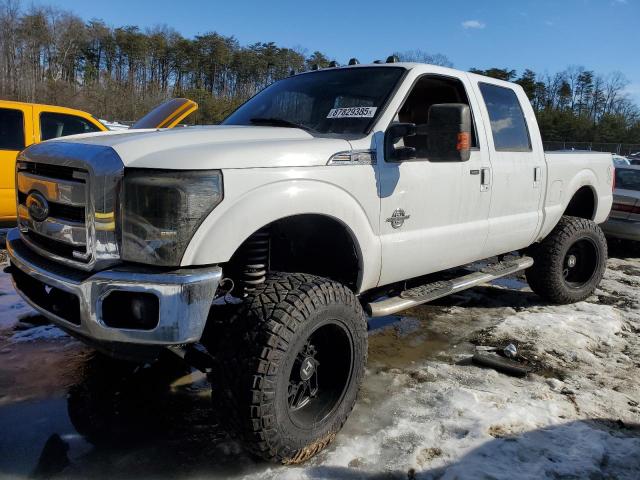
[6,60,614,464]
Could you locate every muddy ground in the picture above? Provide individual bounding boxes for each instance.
[0,241,638,479]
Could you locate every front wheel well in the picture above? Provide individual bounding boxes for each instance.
[224,215,361,294]
[563,186,596,220]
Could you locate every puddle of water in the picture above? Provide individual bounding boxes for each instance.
[368,314,455,369]
[0,349,263,479]
[0,339,88,405]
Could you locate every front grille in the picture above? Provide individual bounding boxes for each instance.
[16,161,91,266]
[20,161,83,181]
[16,142,124,271]
[23,231,89,263]
[18,191,85,223]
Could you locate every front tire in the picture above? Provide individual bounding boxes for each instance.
[526,216,607,304]
[208,272,367,464]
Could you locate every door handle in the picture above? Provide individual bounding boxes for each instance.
[533,167,542,188]
[480,167,491,192]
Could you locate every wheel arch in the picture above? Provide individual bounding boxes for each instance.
[182,179,381,293]
[227,214,364,292]
[563,185,597,220]
[539,169,608,241]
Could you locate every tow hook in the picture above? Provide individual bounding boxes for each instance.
[168,343,217,377]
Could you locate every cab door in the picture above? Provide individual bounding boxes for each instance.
[0,104,33,223]
[376,73,492,286]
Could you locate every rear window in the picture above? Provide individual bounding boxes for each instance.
[40,112,101,140]
[479,83,531,152]
[616,169,640,191]
[0,108,25,150]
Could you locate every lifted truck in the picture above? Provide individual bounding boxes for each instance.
[6,61,613,464]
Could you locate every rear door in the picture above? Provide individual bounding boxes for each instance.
[473,81,545,257]
[0,104,32,222]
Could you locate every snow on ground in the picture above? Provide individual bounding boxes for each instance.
[0,245,639,479]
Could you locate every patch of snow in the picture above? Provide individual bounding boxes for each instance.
[0,270,34,332]
[99,119,130,131]
[10,324,67,342]
[491,302,623,366]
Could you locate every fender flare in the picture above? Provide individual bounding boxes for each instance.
[539,168,611,240]
[181,179,381,292]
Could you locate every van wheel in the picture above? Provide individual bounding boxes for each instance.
[209,272,367,464]
[526,216,607,304]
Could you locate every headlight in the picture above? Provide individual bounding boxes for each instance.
[121,169,223,266]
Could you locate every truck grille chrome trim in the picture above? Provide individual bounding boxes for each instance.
[17,204,87,246]
[15,142,124,271]
[17,171,87,207]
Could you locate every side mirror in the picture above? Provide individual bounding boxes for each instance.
[426,104,471,162]
[384,123,417,161]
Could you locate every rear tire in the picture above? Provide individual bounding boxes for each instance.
[208,272,367,464]
[526,216,607,304]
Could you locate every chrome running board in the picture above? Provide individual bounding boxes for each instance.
[366,256,534,317]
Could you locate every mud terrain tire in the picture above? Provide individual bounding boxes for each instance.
[209,272,367,464]
[526,216,607,304]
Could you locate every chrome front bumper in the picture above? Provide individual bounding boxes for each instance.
[6,229,222,345]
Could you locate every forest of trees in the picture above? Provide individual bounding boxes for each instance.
[1,1,639,144]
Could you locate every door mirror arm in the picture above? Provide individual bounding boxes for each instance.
[385,123,417,162]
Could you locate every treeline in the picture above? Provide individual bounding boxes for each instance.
[470,67,640,143]
[1,1,639,143]
[0,1,333,122]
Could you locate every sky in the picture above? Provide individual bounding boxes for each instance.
[31,0,640,104]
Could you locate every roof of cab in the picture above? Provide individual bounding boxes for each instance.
[292,61,522,89]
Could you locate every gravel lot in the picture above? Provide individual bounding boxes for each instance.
[0,241,638,479]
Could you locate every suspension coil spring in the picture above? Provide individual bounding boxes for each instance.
[242,226,270,295]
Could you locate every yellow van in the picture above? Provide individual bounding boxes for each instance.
[0,98,197,226]
[0,101,108,226]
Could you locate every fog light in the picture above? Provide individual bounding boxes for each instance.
[102,291,159,330]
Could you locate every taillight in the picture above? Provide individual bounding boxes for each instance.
[612,202,640,214]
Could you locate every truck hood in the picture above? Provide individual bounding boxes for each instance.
[49,125,353,169]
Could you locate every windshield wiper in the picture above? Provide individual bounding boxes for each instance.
[249,117,315,132]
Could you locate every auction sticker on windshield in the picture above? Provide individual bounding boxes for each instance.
[327,107,377,118]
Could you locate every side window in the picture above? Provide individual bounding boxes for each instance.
[0,108,25,150]
[40,112,101,141]
[392,75,478,159]
[479,83,531,152]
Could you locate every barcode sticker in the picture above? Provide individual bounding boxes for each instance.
[327,107,377,119]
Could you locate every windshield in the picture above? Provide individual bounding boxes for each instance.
[616,169,640,191]
[222,67,405,135]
